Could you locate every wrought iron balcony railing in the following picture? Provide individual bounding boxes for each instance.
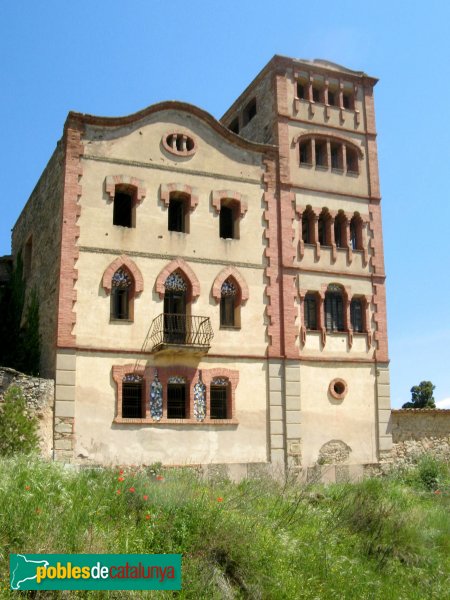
[148,313,214,352]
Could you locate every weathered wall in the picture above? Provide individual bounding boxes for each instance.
[11,145,64,378]
[0,367,54,458]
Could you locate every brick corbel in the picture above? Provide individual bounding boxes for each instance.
[211,266,249,304]
[160,183,199,211]
[101,255,144,295]
[155,258,200,300]
[211,190,248,217]
[105,175,146,204]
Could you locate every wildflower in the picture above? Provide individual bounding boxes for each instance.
[129,487,135,493]
[118,477,124,482]
[156,475,164,481]
[145,515,151,520]
[143,495,148,501]
[119,469,124,475]
[217,497,223,503]
[434,489,441,495]
[24,485,30,491]
[116,490,121,495]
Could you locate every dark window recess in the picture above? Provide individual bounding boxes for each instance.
[318,216,326,245]
[299,141,311,164]
[304,294,318,330]
[315,142,327,167]
[312,86,321,103]
[243,98,257,125]
[350,220,358,249]
[334,218,345,248]
[346,148,358,173]
[325,292,345,332]
[113,192,133,227]
[220,205,234,239]
[210,386,228,419]
[351,299,363,332]
[168,198,185,232]
[122,382,143,418]
[302,214,311,244]
[111,287,129,320]
[297,82,306,99]
[220,295,235,327]
[229,117,239,134]
[328,90,337,106]
[343,93,354,110]
[330,144,341,169]
[167,384,186,418]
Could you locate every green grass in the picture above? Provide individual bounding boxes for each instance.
[0,456,448,599]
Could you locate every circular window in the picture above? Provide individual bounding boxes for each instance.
[162,133,196,157]
[329,378,348,400]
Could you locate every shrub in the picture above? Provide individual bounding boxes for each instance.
[0,386,39,456]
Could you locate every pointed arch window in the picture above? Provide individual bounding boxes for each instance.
[111,268,133,320]
[220,279,239,328]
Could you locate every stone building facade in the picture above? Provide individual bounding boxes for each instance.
[10,55,391,474]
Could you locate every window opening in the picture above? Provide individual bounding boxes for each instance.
[122,375,143,418]
[325,288,345,332]
[346,147,358,174]
[318,215,326,245]
[168,197,185,232]
[304,294,318,330]
[334,214,346,248]
[302,209,313,244]
[330,143,342,169]
[343,92,354,110]
[315,140,327,167]
[167,383,186,419]
[312,85,322,103]
[351,299,363,332]
[229,117,239,134]
[299,140,311,164]
[111,268,132,320]
[328,89,338,106]
[113,192,133,228]
[350,217,360,250]
[243,98,257,125]
[220,279,237,327]
[210,385,228,419]
[220,205,235,239]
[297,82,306,99]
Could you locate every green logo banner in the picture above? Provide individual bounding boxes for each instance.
[10,554,181,590]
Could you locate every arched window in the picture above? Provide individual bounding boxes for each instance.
[220,278,239,328]
[350,214,363,250]
[164,272,188,344]
[122,374,144,418]
[318,209,331,246]
[111,268,133,320]
[302,207,315,244]
[325,285,345,332]
[304,293,318,330]
[334,212,347,249]
[210,377,230,419]
[350,298,364,332]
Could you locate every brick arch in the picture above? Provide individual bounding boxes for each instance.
[211,190,248,216]
[101,255,144,295]
[160,183,198,211]
[211,267,249,304]
[155,258,200,300]
[105,175,146,203]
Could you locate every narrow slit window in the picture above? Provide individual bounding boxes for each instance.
[243,98,257,125]
[111,268,133,320]
[346,147,359,174]
[343,91,354,110]
[304,294,318,330]
[297,82,307,99]
[350,299,364,332]
[168,198,185,232]
[299,140,311,164]
[220,279,238,327]
[325,289,345,332]
[315,140,327,167]
[330,143,342,169]
[220,205,234,239]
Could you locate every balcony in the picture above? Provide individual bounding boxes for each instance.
[148,313,214,355]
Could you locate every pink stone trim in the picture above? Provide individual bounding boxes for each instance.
[211,267,249,304]
[160,183,198,211]
[101,255,144,295]
[105,175,146,203]
[329,378,348,400]
[211,190,248,217]
[155,258,200,300]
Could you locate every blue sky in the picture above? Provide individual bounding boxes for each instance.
[1,1,449,408]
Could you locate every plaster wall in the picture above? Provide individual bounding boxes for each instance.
[297,362,378,466]
[73,354,268,465]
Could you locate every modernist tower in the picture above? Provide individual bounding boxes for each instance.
[11,55,391,478]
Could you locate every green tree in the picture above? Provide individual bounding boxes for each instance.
[402,381,436,409]
[0,386,39,456]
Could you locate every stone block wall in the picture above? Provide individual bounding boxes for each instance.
[0,366,54,458]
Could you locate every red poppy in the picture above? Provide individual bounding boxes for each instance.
[143,495,148,501]
[24,485,30,491]
[116,490,121,495]
[156,475,164,481]
[145,515,151,520]
[118,477,124,482]
[129,487,135,493]
[119,469,124,475]
[217,497,223,503]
